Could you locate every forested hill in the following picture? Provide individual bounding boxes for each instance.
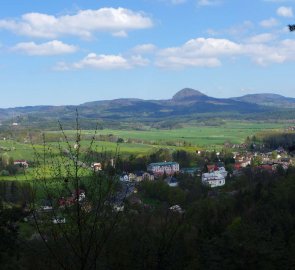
[1,88,295,127]
[231,93,295,108]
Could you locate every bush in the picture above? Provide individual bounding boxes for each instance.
[0,170,10,176]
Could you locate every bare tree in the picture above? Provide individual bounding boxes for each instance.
[29,113,124,270]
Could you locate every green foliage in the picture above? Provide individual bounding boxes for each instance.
[0,170,10,176]
[139,180,186,206]
[172,150,193,167]
[0,202,24,269]
[262,132,295,149]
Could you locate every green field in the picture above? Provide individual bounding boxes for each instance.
[55,121,287,148]
[0,121,287,162]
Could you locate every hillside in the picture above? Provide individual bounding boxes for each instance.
[1,88,294,128]
[232,93,295,108]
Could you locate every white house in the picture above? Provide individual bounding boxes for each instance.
[52,217,66,224]
[218,167,228,178]
[91,162,102,171]
[169,205,184,214]
[14,160,29,168]
[120,174,130,182]
[202,171,225,188]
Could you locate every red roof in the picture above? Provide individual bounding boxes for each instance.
[207,165,218,172]
[259,165,273,172]
[234,163,242,170]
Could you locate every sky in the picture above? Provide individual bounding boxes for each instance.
[0,0,295,108]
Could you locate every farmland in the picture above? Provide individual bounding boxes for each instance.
[0,121,288,164]
[50,121,287,149]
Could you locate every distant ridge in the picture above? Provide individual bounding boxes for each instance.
[232,93,295,108]
[1,88,295,126]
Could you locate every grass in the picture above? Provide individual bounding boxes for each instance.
[51,120,287,149]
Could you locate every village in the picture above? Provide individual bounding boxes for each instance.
[112,146,294,188]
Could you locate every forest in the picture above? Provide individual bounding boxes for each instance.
[1,163,295,269]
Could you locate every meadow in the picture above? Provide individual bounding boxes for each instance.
[55,121,287,149]
[0,121,287,163]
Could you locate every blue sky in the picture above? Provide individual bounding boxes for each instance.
[0,0,295,107]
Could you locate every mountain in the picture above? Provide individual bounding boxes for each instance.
[172,88,207,101]
[78,88,264,119]
[232,93,295,108]
[1,88,292,128]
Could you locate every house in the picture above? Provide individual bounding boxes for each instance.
[207,164,228,178]
[207,164,217,172]
[202,171,225,188]
[234,163,242,170]
[91,162,102,171]
[216,161,225,168]
[132,171,154,182]
[40,200,53,211]
[169,205,184,214]
[72,189,86,202]
[241,160,251,167]
[14,160,29,168]
[218,167,228,178]
[52,217,66,224]
[147,162,179,176]
[120,173,130,182]
[113,205,124,212]
[128,173,136,181]
[142,172,154,181]
[165,176,179,187]
[280,157,291,163]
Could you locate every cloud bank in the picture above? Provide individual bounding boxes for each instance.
[0,8,153,39]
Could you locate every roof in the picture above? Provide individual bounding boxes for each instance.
[165,177,178,183]
[216,162,225,167]
[207,164,218,171]
[181,167,200,173]
[148,162,179,166]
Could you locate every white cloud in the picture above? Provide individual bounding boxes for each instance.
[112,31,128,38]
[132,43,157,54]
[260,18,279,27]
[156,38,241,68]
[155,37,295,68]
[12,40,77,55]
[247,33,276,43]
[57,53,149,70]
[0,8,153,39]
[277,6,293,17]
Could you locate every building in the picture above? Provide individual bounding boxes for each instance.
[91,162,102,171]
[202,172,225,188]
[134,171,155,182]
[165,176,179,187]
[180,167,201,176]
[120,173,130,182]
[218,167,228,178]
[14,160,29,168]
[147,162,179,176]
